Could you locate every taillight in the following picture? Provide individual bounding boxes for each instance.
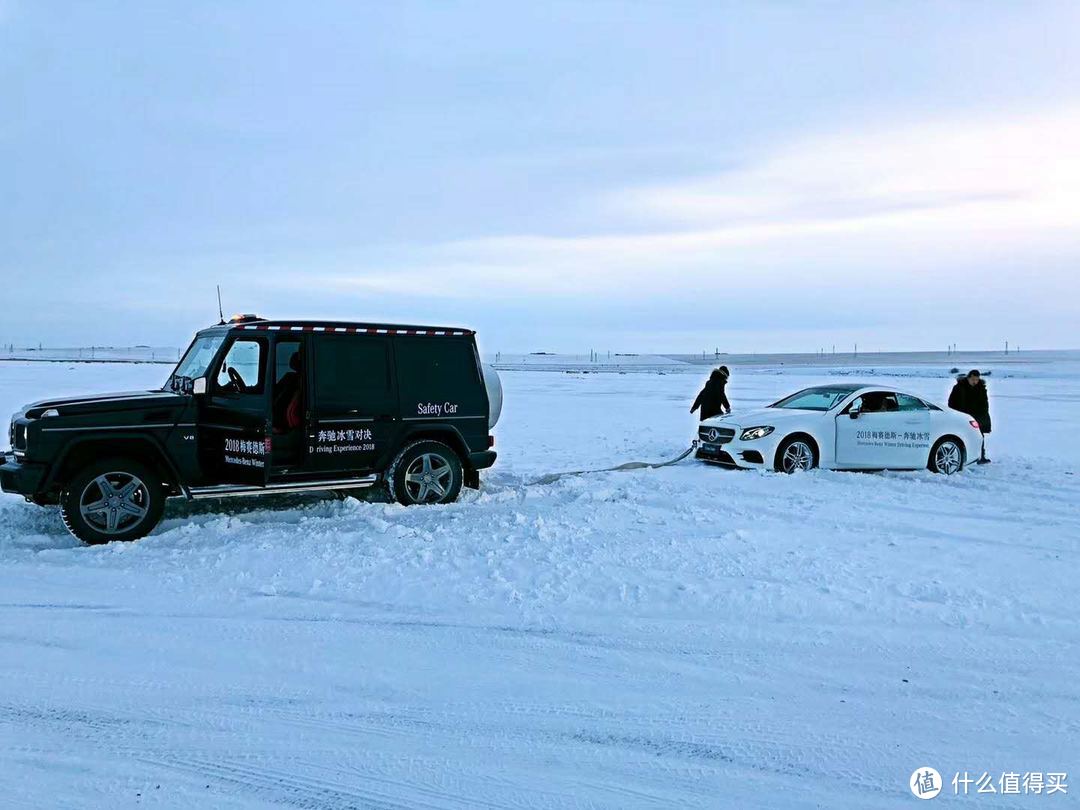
[969,420,980,430]
[488,435,495,448]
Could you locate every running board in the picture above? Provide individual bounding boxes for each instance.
[187,476,379,500]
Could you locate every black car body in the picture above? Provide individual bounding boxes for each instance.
[1,316,500,543]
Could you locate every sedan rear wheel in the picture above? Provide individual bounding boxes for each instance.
[929,438,964,475]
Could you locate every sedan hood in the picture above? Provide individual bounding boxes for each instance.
[701,407,789,430]
[22,390,185,419]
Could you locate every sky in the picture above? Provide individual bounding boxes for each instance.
[2,1,1079,353]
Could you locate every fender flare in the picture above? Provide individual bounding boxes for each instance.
[395,423,473,466]
[43,431,185,494]
[774,431,821,471]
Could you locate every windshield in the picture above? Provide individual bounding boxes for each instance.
[770,386,858,411]
[166,333,226,390]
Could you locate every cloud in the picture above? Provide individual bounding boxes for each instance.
[305,106,1080,303]
[609,108,1080,229]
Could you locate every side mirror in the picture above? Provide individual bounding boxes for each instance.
[192,377,207,396]
[848,406,861,420]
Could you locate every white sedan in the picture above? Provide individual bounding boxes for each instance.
[695,384,984,475]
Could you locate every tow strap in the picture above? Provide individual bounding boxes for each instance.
[530,441,699,486]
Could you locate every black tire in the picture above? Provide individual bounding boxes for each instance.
[60,457,165,544]
[774,435,819,473]
[387,440,464,506]
[928,436,965,475]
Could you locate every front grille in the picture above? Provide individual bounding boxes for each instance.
[696,447,737,467]
[698,426,735,445]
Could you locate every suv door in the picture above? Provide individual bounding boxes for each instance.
[307,333,400,475]
[196,335,270,486]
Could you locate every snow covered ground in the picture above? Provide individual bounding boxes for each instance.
[1,358,1078,808]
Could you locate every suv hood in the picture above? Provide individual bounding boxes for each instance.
[22,390,185,419]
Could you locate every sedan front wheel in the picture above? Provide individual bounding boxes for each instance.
[775,436,818,473]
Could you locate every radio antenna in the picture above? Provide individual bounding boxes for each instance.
[216,285,225,324]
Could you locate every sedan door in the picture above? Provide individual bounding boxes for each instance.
[834,392,930,469]
[893,393,936,467]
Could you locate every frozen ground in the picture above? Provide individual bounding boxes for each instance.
[3,346,179,364]
[1,358,1078,808]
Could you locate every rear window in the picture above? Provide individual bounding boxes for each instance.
[312,335,395,417]
[395,338,485,418]
[897,393,929,411]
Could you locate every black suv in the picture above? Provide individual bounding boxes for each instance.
[1,316,502,544]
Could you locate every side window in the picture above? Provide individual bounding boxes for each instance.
[395,338,484,417]
[312,335,394,416]
[216,338,265,393]
[274,341,301,386]
[897,394,928,411]
[853,392,899,413]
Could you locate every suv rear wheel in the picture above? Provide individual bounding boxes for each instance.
[60,458,165,544]
[388,440,464,506]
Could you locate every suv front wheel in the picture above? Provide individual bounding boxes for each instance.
[388,441,464,506]
[60,458,165,544]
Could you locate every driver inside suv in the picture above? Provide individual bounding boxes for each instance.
[271,342,304,465]
[273,345,303,432]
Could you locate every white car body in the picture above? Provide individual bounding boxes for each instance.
[696,384,984,474]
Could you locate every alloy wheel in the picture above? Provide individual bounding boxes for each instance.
[79,472,151,534]
[782,441,815,473]
[404,453,453,503]
[934,441,962,475]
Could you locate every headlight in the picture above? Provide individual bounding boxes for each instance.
[11,420,28,458]
[740,426,774,441]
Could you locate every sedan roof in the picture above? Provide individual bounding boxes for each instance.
[790,383,898,395]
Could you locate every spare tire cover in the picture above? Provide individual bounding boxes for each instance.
[483,364,503,428]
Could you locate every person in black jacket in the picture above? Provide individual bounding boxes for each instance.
[949,369,992,464]
[691,366,731,421]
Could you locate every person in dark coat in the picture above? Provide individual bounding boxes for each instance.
[949,369,991,463]
[691,366,731,420]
